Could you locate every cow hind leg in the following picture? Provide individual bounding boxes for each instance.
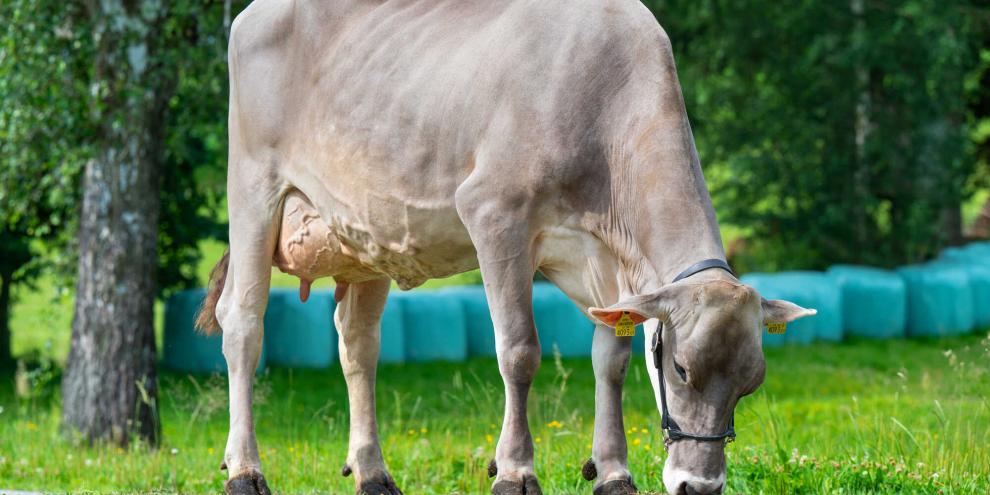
[216,230,273,495]
[336,278,403,495]
[456,181,543,495]
[215,196,280,494]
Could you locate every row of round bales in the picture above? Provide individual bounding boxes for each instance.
[164,283,645,373]
[163,242,990,373]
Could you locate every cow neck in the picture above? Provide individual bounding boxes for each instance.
[617,162,726,292]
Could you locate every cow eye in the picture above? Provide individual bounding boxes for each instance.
[672,360,687,382]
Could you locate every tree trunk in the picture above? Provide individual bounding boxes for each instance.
[0,269,12,369]
[968,196,990,239]
[850,0,873,252]
[62,0,171,446]
[940,204,964,247]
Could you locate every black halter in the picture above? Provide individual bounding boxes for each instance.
[651,258,737,449]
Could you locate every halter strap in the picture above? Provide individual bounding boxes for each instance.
[673,258,734,283]
[654,258,737,448]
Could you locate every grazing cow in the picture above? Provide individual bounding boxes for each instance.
[196,1,816,494]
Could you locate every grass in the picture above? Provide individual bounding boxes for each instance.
[1,334,988,494]
[6,238,990,493]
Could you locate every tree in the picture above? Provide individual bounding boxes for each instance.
[646,0,987,271]
[0,0,91,368]
[61,0,174,446]
[1,0,237,377]
[59,0,246,445]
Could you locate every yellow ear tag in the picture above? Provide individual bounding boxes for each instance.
[615,312,637,337]
[767,322,787,334]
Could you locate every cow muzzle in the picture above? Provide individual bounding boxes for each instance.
[662,442,726,495]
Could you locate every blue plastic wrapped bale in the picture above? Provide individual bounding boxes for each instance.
[740,272,841,345]
[163,289,265,373]
[440,285,496,357]
[631,322,646,356]
[897,264,974,337]
[375,295,406,363]
[264,288,336,368]
[827,265,907,339]
[392,290,468,362]
[532,283,595,357]
[928,261,990,331]
[940,246,990,268]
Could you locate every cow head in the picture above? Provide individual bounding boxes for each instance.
[591,279,814,495]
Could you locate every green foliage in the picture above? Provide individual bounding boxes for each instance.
[0,0,251,297]
[153,0,250,296]
[647,0,989,271]
[0,335,988,493]
[0,0,92,282]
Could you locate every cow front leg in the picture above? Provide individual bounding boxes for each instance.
[336,279,402,495]
[456,191,543,495]
[583,325,637,495]
[487,267,542,495]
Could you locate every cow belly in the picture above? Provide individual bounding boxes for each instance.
[273,189,477,289]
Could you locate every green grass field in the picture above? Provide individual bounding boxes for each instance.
[1,333,988,494]
[5,238,990,493]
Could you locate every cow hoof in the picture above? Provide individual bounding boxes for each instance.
[582,458,597,481]
[225,472,272,495]
[357,476,403,495]
[492,476,543,495]
[593,479,637,495]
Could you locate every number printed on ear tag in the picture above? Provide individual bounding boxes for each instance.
[615,312,636,337]
[767,322,787,334]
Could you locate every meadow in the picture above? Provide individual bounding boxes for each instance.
[1,332,988,494]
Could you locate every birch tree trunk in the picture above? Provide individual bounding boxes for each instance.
[62,0,172,446]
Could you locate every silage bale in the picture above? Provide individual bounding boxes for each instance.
[440,285,496,357]
[374,295,406,363]
[163,289,265,373]
[897,264,974,337]
[740,272,840,345]
[827,265,907,339]
[943,243,990,270]
[392,290,468,362]
[928,260,990,330]
[532,282,595,357]
[264,288,336,368]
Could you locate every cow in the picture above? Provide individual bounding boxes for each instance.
[195,1,816,494]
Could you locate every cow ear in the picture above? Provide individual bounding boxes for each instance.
[761,298,816,325]
[589,290,674,328]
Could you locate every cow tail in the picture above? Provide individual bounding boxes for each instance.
[195,249,230,334]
